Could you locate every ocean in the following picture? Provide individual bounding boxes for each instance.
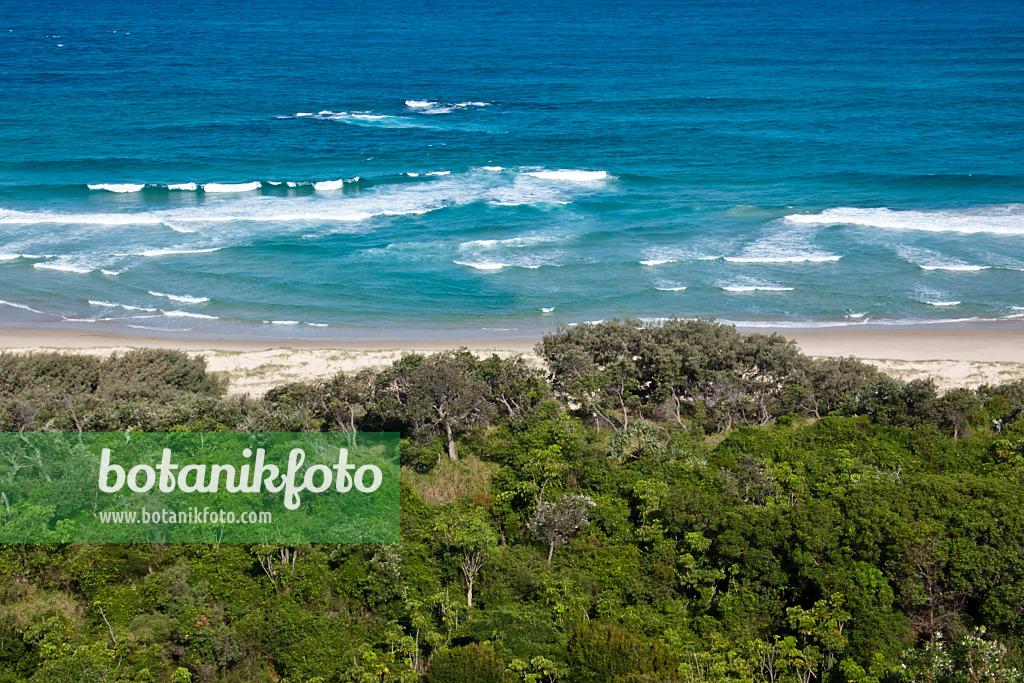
[1,0,1023,339]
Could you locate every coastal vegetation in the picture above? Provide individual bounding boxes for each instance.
[1,319,1022,682]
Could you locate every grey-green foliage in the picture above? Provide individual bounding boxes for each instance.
[539,318,880,431]
[0,350,226,432]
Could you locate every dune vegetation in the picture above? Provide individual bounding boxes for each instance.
[1,319,1022,682]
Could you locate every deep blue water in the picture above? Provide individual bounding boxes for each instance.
[1,0,1023,338]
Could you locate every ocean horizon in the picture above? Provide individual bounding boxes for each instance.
[2,0,1023,339]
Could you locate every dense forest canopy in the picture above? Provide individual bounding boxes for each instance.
[1,319,1022,682]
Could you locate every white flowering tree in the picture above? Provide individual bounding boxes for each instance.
[527,494,596,565]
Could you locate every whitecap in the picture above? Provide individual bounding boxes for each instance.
[0,299,45,314]
[541,307,555,313]
[526,169,609,182]
[640,259,674,266]
[161,310,218,319]
[656,286,687,291]
[919,264,989,272]
[896,246,989,272]
[148,291,209,304]
[136,247,221,257]
[203,181,262,193]
[427,171,451,176]
[305,110,434,128]
[167,182,199,191]
[454,260,508,270]
[87,183,145,193]
[313,179,346,191]
[88,300,158,312]
[459,235,562,250]
[268,320,299,325]
[723,255,841,264]
[922,300,961,306]
[784,204,1024,236]
[34,262,93,274]
[721,285,794,292]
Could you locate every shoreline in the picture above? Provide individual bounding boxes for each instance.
[1,325,1021,396]
[1,324,1022,361]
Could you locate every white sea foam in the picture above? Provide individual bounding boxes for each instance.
[427,171,450,176]
[922,300,961,306]
[302,110,435,129]
[919,264,989,271]
[1,168,606,235]
[721,285,794,292]
[785,204,1024,236]
[148,291,209,304]
[0,209,164,226]
[479,166,503,171]
[268,320,299,325]
[161,310,218,319]
[454,260,508,270]
[313,179,345,191]
[88,183,145,193]
[405,99,490,114]
[88,300,158,312]
[459,235,562,250]
[526,169,609,182]
[723,255,841,264]
[34,262,93,274]
[0,253,21,260]
[307,322,329,327]
[168,182,198,191]
[0,299,45,314]
[406,173,420,177]
[541,307,555,313]
[896,246,989,272]
[101,270,120,276]
[203,181,262,193]
[846,313,867,319]
[640,259,674,266]
[136,247,221,257]
[656,286,688,291]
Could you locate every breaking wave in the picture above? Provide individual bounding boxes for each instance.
[785,204,1024,236]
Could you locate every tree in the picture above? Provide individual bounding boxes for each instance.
[527,494,595,565]
[434,506,497,608]
[538,320,646,431]
[375,350,495,460]
[477,353,547,422]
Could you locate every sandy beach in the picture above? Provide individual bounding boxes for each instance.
[0,325,1021,396]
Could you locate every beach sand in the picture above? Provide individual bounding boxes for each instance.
[0,326,1020,396]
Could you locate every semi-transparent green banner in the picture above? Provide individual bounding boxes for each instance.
[0,432,399,543]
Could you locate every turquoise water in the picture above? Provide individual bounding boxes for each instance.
[1,0,1023,339]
